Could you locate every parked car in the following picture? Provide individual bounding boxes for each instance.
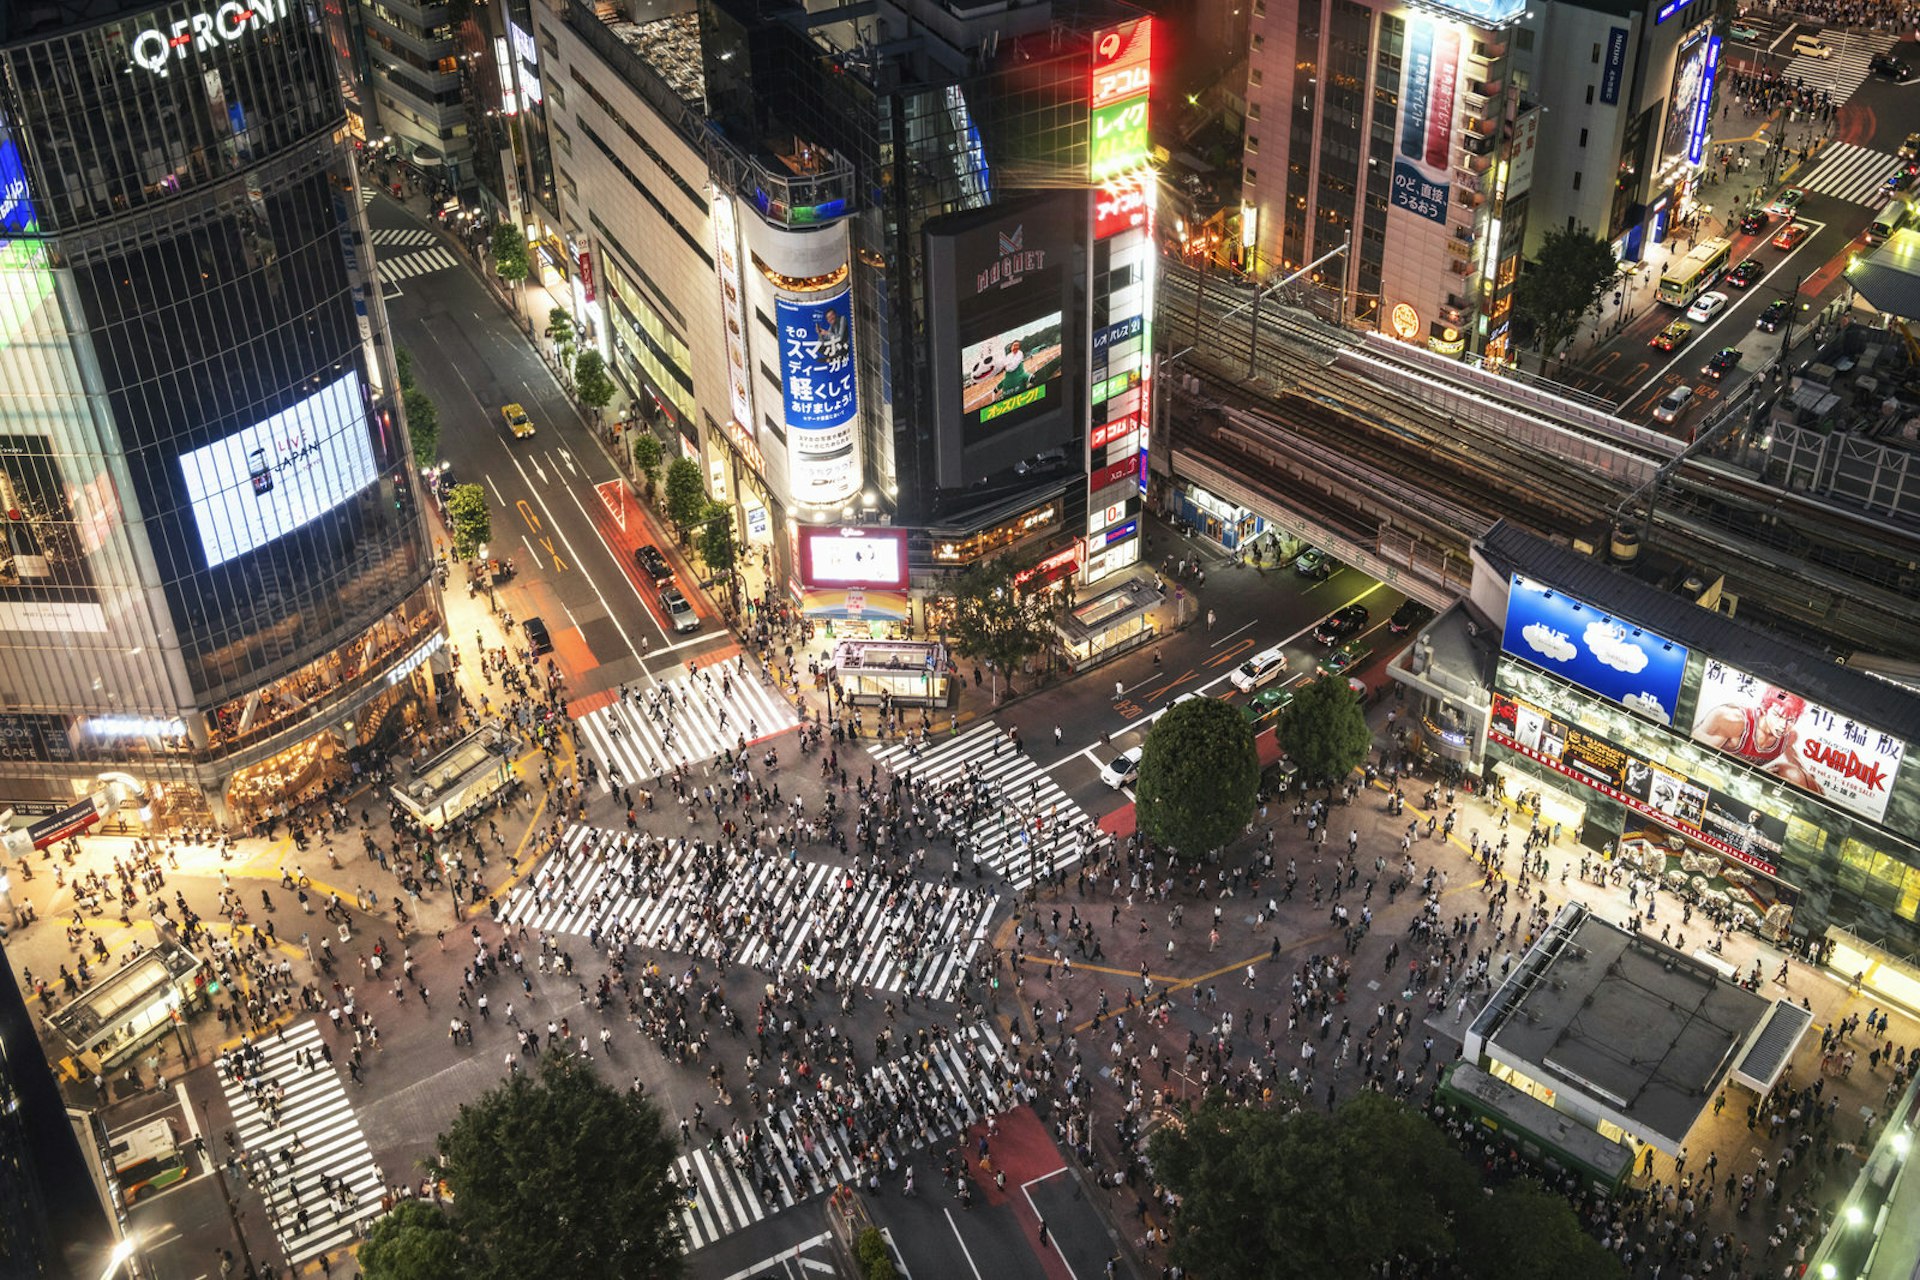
[1243,687,1296,727]
[658,585,700,633]
[500,402,536,439]
[1653,385,1695,424]
[1756,299,1792,332]
[1737,210,1771,235]
[522,616,553,654]
[1650,320,1694,352]
[1702,346,1743,380]
[1729,20,1761,40]
[1313,604,1370,646]
[1766,188,1806,215]
[1293,548,1335,579]
[1230,646,1288,693]
[633,544,673,582]
[1388,599,1433,634]
[1319,640,1374,677]
[1772,222,1810,250]
[1686,290,1730,323]
[1724,259,1764,289]
[1099,745,1143,789]
[1869,53,1912,80]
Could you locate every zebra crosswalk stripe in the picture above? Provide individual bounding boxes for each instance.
[505,826,995,995]
[866,721,1102,889]
[377,246,460,280]
[575,669,798,784]
[1780,34,1896,106]
[215,1019,386,1268]
[370,227,438,247]
[1795,142,1898,208]
[673,1024,1014,1251]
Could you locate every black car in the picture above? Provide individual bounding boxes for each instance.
[1702,346,1742,380]
[1756,299,1791,332]
[1870,53,1913,80]
[633,544,673,582]
[523,616,553,654]
[1724,259,1764,289]
[1737,209,1770,235]
[1388,599,1433,634]
[1313,603,1370,646]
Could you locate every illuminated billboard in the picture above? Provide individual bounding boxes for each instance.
[1690,660,1906,826]
[1661,32,1714,167]
[797,526,909,591]
[178,373,380,568]
[775,289,857,432]
[1686,37,1722,165]
[1089,19,1154,182]
[1392,17,1459,225]
[710,193,754,434]
[1501,575,1690,723]
[961,312,1065,431]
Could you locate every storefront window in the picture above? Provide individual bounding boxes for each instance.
[1837,837,1920,920]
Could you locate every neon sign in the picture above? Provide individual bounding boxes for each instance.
[1089,19,1154,182]
[130,0,290,77]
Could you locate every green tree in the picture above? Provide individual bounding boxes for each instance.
[1510,226,1618,368]
[574,349,616,415]
[490,224,530,286]
[546,307,577,390]
[854,1228,898,1280]
[359,1200,466,1280]
[632,432,664,501]
[1135,694,1258,857]
[403,386,440,471]
[1273,673,1372,788]
[395,345,416,393]
[436,1052,685,1280]
[664,455,707,534]
[1457,1177,1621,1280]
[444,483,493,561]
[946,555,1057,704]
[696,499,739,605]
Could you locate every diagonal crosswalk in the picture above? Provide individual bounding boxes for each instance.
[866,721,1104,889]
[673,1023,1016,1250]
[1780,33,1897,107]
[575,668,799,783]
[215,1019,385,1268]
[1794,142,1899,208]
[377,246,460,280]
[505,826,996,996]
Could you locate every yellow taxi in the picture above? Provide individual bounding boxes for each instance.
[501,403,536,439]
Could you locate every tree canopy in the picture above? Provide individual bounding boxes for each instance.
[1510,227,1618,367]
[1149,1093,1615,1280]
[490,225,530,285]
[1274,674,1372,788]
[403,386,440,471]
[575,350,616,412]
[358,1200,465,1280]
[444,484,493,560]
[664,456,707,533]
[1135,695,1258,856]
[435,1051,685,1280]
[632,432,664,499]
[945,555,1057,703]
[697,500,739,586]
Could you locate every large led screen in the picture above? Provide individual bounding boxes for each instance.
[961,311,1065,433]
[1690,659,1906,826]
[1500,574,1690,724]
[797,526,909,591]
[179,373,379,568]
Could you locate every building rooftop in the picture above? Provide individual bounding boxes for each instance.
[1478,521,1920,744]
[602,6,705,106]
[1476,905,1771,1149]
[1846,227,1920,322]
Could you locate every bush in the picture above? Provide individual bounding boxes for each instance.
[855,1227,897,1280]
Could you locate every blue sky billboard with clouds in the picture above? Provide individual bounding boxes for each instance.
[1501,574,1690,724]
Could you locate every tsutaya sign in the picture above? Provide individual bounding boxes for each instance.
[130,0,290,77]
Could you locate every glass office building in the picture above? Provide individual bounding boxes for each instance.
[0,0,443,829]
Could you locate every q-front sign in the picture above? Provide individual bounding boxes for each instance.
[130,0,290,77]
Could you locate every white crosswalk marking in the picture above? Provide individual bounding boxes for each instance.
[1795,142,1899,208]
[866,721,1104,889]
[505,826,996,996]
[370,227,438,247]
[357,186,376,209]
[215,1019,385,1268]
[1780,34,1896,106]
[673,1023,1017,1250]
[575,669,799,783]
[376,246,460,280]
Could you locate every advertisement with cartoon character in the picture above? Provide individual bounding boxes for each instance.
[1501,574,1690,723]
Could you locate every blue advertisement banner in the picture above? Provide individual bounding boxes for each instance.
[1400,21,1433,161]
[1392,160,1450,223]
[0,139,34,242]
[1501,573,1691,724]
[1392,20,1452,225]
[776,288,857,432]
[1601,28,1629,105]
[1687,37,1721,165]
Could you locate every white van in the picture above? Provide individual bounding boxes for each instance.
[1866,197,1913,246]
[1230,646,1289,692]
[1791,33,1832,58]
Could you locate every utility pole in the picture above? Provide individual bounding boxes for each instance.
[1776,272,1806,365]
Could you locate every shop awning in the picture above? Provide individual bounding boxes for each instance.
[799,588,909,622]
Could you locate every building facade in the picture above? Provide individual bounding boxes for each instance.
[527,0,1155,631]
[0,0,445,830]
[1238,0,1726,361]
[362,0,472,179]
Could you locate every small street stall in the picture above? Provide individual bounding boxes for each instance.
[390,723,517,853]
[1054,575,1161,671]
[829,639,951,708]
[47,942,202,1076]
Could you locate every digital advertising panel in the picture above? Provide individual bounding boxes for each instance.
[1661,31,1714,166]
[1501,574,1691,723]
[1690,660,1906,826]
[797,526,909,591]
[961,310,1065,432]
[710,193,754,434]
[1392,17,1459,225]
[178,373,380,569]
[775,289,857,432]
[1686,37,1722,165]
[1089,19,1154,182]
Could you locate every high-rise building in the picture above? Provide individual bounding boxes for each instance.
[526,0,1157,623]
[361,0,473,181]
[0,0,446,830]
[1238,0,1725,361]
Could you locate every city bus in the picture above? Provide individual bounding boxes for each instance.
[110,1117,189,1203]
[1657,237,1733,308]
